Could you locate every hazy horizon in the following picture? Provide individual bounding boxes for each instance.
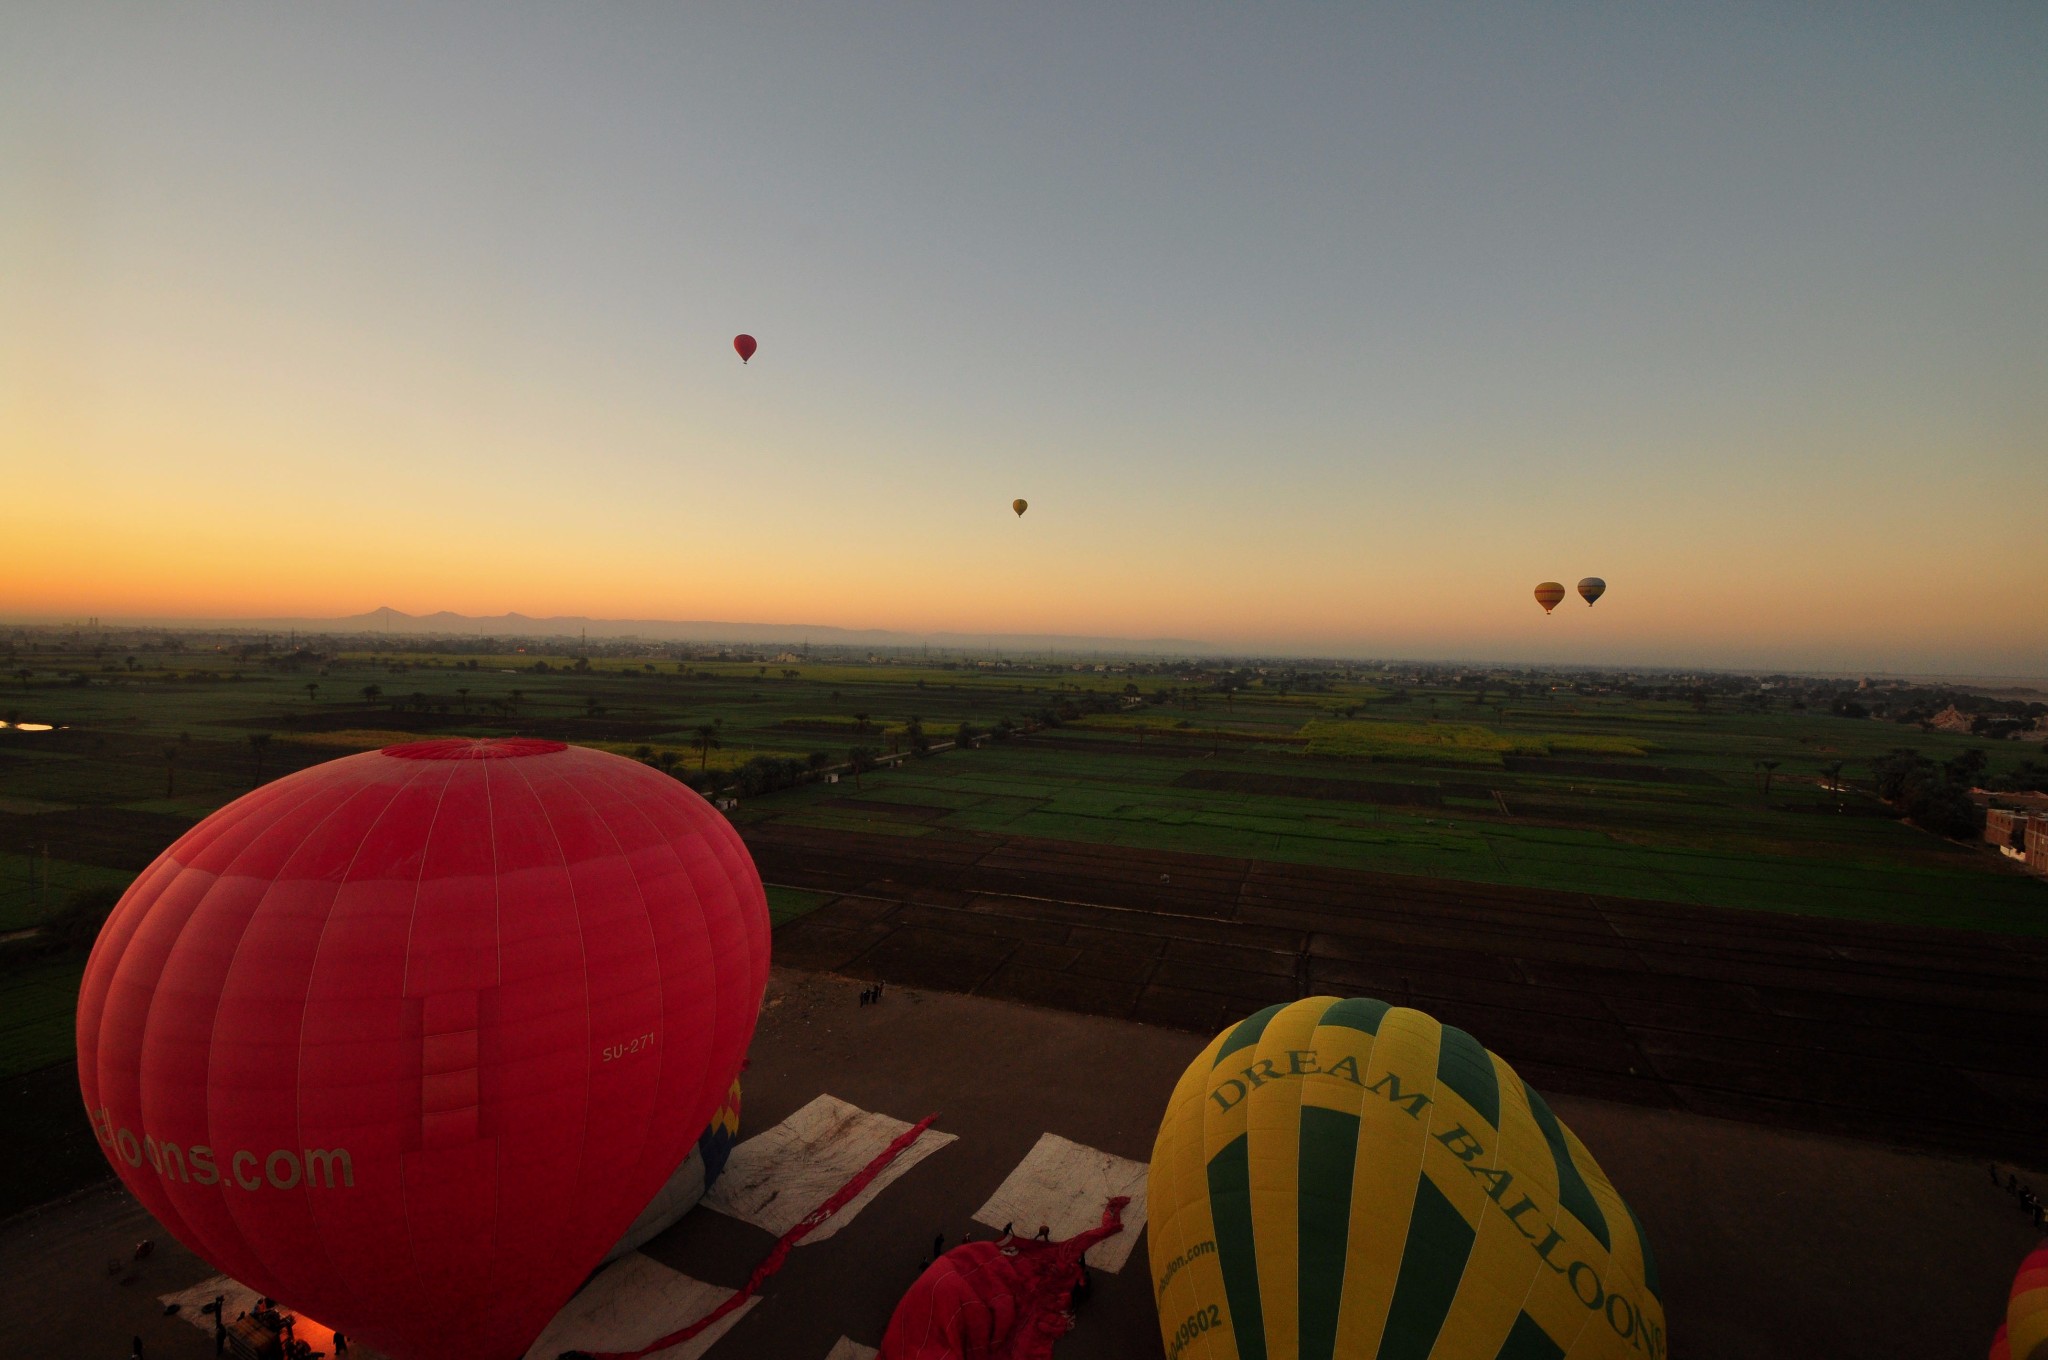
[4,5,2043,674]
[8,607,2048,686]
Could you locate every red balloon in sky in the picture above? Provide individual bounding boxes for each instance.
[76,738,769,1360]
[733,333,757,363]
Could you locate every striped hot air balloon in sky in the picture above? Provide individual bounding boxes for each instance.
[1578,578,1607,607]
[1149,997,1664,1360]
[1534,582,1567,614]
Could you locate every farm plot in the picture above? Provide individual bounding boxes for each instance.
[749,822,2048,1162]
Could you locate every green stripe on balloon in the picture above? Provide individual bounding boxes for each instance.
[1207,1132,1268,1360]
[1214,1002,1286,1068]
[1376,1175,1477,1360]
[1435,1025,1500,1129]
[1522,1080,1610,1251]
[1622,1197,1662,1300]
[1492,1311,1566,1360]
[1316,995,1390,1037]
[1296,1106,1359,1360]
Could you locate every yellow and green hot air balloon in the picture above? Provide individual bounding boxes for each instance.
[1149,997,1664,1360]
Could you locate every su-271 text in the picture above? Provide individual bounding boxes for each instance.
[603,1031,657,1062]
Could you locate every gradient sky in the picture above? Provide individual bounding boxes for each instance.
[3,4,2043,672]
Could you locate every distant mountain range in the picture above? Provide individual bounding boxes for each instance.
[78,608,1217,656]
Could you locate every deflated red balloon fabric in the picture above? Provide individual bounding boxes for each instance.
[881,1199,1128,1360]
[75,738,770,1360]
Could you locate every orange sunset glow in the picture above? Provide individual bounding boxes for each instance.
[2,5,2041,675]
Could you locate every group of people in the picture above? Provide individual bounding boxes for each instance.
[188,1293,346,1360]
[1992,1166,2046,1229]
[857,981,887,1006]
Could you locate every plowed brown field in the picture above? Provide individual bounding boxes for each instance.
[747,822,2048,1161]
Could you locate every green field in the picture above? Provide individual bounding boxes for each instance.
[741,739,2044,930]
[765,885,834,928]
[0,637,2041,1218]
[0,959,84,1080]
[2,642,2041,951]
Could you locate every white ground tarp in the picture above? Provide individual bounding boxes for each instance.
[824,1338,880,1360]
[160,1274,259,1332]
[702,1094,956,1242]
[521,1252,756,1360]
[159,1275,357,1355]
[970,1132,1150,1272]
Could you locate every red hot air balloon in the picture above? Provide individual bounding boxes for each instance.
[75,738,769,1360]
[733,333,757,364]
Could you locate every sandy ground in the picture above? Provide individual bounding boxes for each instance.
[2,966,2041,1360]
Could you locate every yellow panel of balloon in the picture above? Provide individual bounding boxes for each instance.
[1150,997,1664,1360]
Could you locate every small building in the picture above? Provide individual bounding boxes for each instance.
[1927,705,1974,734]
[2028,819,2048,875]
[1986,808,2033,850]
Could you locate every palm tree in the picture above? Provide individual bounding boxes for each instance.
[847,746,876,791]
[693,724,722,770]
[455,687,470,712]
[163,744,179,797]
[1755,759,1781,798]
[305,682,319,703]
[1822,760,1846,811]
[248,732,273,786]
[361,684,382,705]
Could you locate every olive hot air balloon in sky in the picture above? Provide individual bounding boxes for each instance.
[76,738,770,1360]
[1150,996,1664,1360]
[1534,582,1567,614]
[1578,578,1607,608]
[1013,498,1029,517]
